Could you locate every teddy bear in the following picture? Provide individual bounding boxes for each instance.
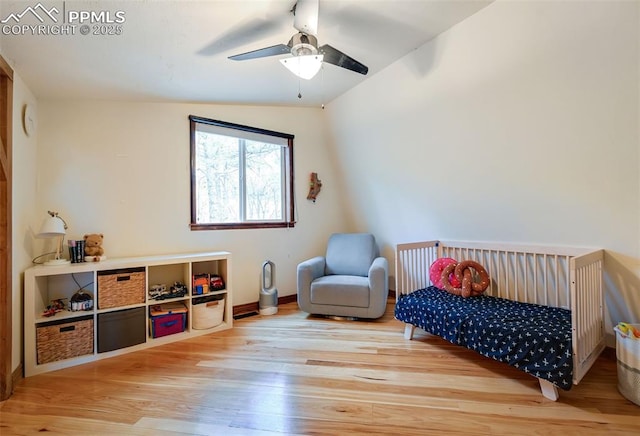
[84,233,104,258]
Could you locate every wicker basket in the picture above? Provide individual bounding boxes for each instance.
[36,317,94,364]
[615,324,640,406]
[98,267,146,309]
[193,296,224,330]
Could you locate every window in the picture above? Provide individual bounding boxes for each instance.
[189,115,295,230]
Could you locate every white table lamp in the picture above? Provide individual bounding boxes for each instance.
[38,211,70,266]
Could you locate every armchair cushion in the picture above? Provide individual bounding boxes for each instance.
[325,233,378,276]
[311,275,370,307]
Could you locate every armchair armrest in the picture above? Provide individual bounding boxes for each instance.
[368,257,389,291]
[368,257,389,316]
[298,255,326,289]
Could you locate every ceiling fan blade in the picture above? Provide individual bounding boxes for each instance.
[293,0,319,36]
[229,44,291,61]
[198,18,285,56]
[319,44,368,75]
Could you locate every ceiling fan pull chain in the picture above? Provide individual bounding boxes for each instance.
[321,64,325,109]
[298,77,302,99]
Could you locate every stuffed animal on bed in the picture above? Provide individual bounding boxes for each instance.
[440,260,490,298]
[429,257,461,289]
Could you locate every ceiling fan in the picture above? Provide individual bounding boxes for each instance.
[228,0,368,79]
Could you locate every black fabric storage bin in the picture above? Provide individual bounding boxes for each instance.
[97,307,146,353]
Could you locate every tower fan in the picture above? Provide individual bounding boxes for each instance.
[259,260,278,315]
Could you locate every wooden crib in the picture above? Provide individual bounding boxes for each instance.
[395,240,605,400]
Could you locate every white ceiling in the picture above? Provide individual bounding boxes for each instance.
[0,0,492,107]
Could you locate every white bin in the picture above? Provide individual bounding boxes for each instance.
[614,324,640,406]
[193,297,224,330]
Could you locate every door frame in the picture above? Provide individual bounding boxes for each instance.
[0,53,14,401]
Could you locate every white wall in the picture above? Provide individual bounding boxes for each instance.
[12,72,38,372]
[35,101,348,307]
[324,1,640,331]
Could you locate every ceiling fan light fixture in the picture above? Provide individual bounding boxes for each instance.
[291,43,317,57]
[280,54,324,80]
[289,33,318,57]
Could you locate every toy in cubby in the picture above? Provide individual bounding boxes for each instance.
[149,282,187,301]
[192,274,210,295]
[192,274,225,295]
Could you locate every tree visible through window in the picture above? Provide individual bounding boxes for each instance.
[189,116,295,230]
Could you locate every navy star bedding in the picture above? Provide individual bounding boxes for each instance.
[395,286,574,390]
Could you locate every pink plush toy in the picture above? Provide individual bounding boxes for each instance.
[429,257,461,289]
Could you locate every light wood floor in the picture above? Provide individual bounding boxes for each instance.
[1,301,639,435]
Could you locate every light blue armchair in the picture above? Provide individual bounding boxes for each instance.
[297,233,389,319]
